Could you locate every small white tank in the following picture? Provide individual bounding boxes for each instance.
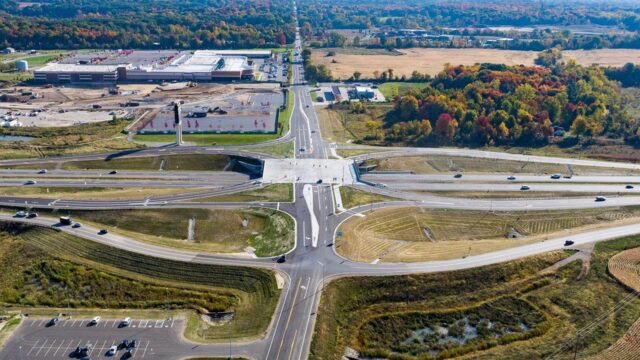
[16,60,29,72]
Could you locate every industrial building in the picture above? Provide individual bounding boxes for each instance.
[33,50,271,83]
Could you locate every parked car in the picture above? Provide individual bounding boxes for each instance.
[46,317,59,327]
[106,345,117,356]
[121,317,131,327]
[89,316,101,325]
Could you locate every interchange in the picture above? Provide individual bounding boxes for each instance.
[2,6,640,360]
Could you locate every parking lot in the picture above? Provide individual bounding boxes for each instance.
[1,317,196,359]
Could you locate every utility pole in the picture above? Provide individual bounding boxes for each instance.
[173,101,183,146]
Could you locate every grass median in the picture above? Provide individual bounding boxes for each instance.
[61,154,231,171]
[0,222,279,342]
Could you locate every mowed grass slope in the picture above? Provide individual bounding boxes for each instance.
[195,183,293,203]
[54,208,294,257]
[312,236,640,359]
[339,186,399,209]
[62,154,230,171]
[0,223,279,342]
[337,206,640,262]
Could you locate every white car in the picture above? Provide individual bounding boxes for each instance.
[106,345,117,356]
[121,317,131,327]
[89,316,101,325]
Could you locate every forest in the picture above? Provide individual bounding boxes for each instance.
[0,0,295,50]
[368,60,632,147]
[298,0,640,50]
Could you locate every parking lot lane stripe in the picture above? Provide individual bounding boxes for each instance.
[56,339,72,356]
[71,319,78,327]
[112,320,117,327]
[141,340,150,358]
[34,339,49,356]
[43,339,57,357]
[98,338,108,354]
[26,340,40,355]
[29,321,35,327]
[38,319,46,326]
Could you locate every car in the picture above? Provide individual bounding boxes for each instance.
[119,339,129,350]
[14,211,26,218]
[108,170,118,175]
[37,169,48,174]
[276,255,286,263]
[128,339,137,349]
[24,179,37,185]
[72,345,91,358]
[626,185,634,189]
[311,130,316,133]
[27,212,38,218]
[121,317,131,327]
[550,174,562,179]
[106,345,118,356]
[89,316,101,325]
[564,240,575,246]
[299,147,306,152]
[46,317,59,327]
[595,196,606,202]
[507,176,516,180]
[520,185,530,191]
[453,173,463,178]
[306,104,310,108]
[316,179,323,184]
[72,222,82,228]
[121,349,133,359]
[98,229,108,235]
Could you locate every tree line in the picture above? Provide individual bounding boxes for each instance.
[0,0,295,50]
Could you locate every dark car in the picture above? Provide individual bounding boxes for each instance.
[276,255,286,263]
[316,179,323,184]
[564,240,575,246]
[626,185,634,189]
[453,173,463,178]
[108,170,118,175]
[128,339,137,349]
[98,229,108,235]
[27,212,38,218]
[46,317,59,327]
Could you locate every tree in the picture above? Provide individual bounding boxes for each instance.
[398,95,419,120]
[571,115,587,137]
[435,113,458,141]
[353,71,361,81]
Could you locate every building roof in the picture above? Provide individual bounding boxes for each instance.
[35,63,125,73]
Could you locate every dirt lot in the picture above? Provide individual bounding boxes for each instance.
[312,48,640,79]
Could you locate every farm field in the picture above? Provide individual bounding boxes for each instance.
[17,208,294,257]
[336,206,640,262]
[317,103,392,144]
[362,155,640,175]
[60,154,231,171]
[0,222,279,342]
[311,48,640,79]
[311,236,640,359]
[596,246,640,359]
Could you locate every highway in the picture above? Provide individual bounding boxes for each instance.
[4,2,640,359]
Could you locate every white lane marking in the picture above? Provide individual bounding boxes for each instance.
[141,340,150,358]
[43,339,57,357]
[303,184,319,247]
[26,340,40,355]
[34,339,49,356]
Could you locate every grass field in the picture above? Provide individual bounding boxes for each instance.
[317,103,392,144]
[35,208,295,257]
[0,223,279,342]
[363,155,640,175]
[312,235,640,359]
[336,206,640,262]
[61,154,230,171]
[378,82,430,99]
[0,186,210,201]
[242,140,294,157]
[311,48,640,80]
[0,119,140,160]
[195,183,293,203]
[339,186,399,209]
